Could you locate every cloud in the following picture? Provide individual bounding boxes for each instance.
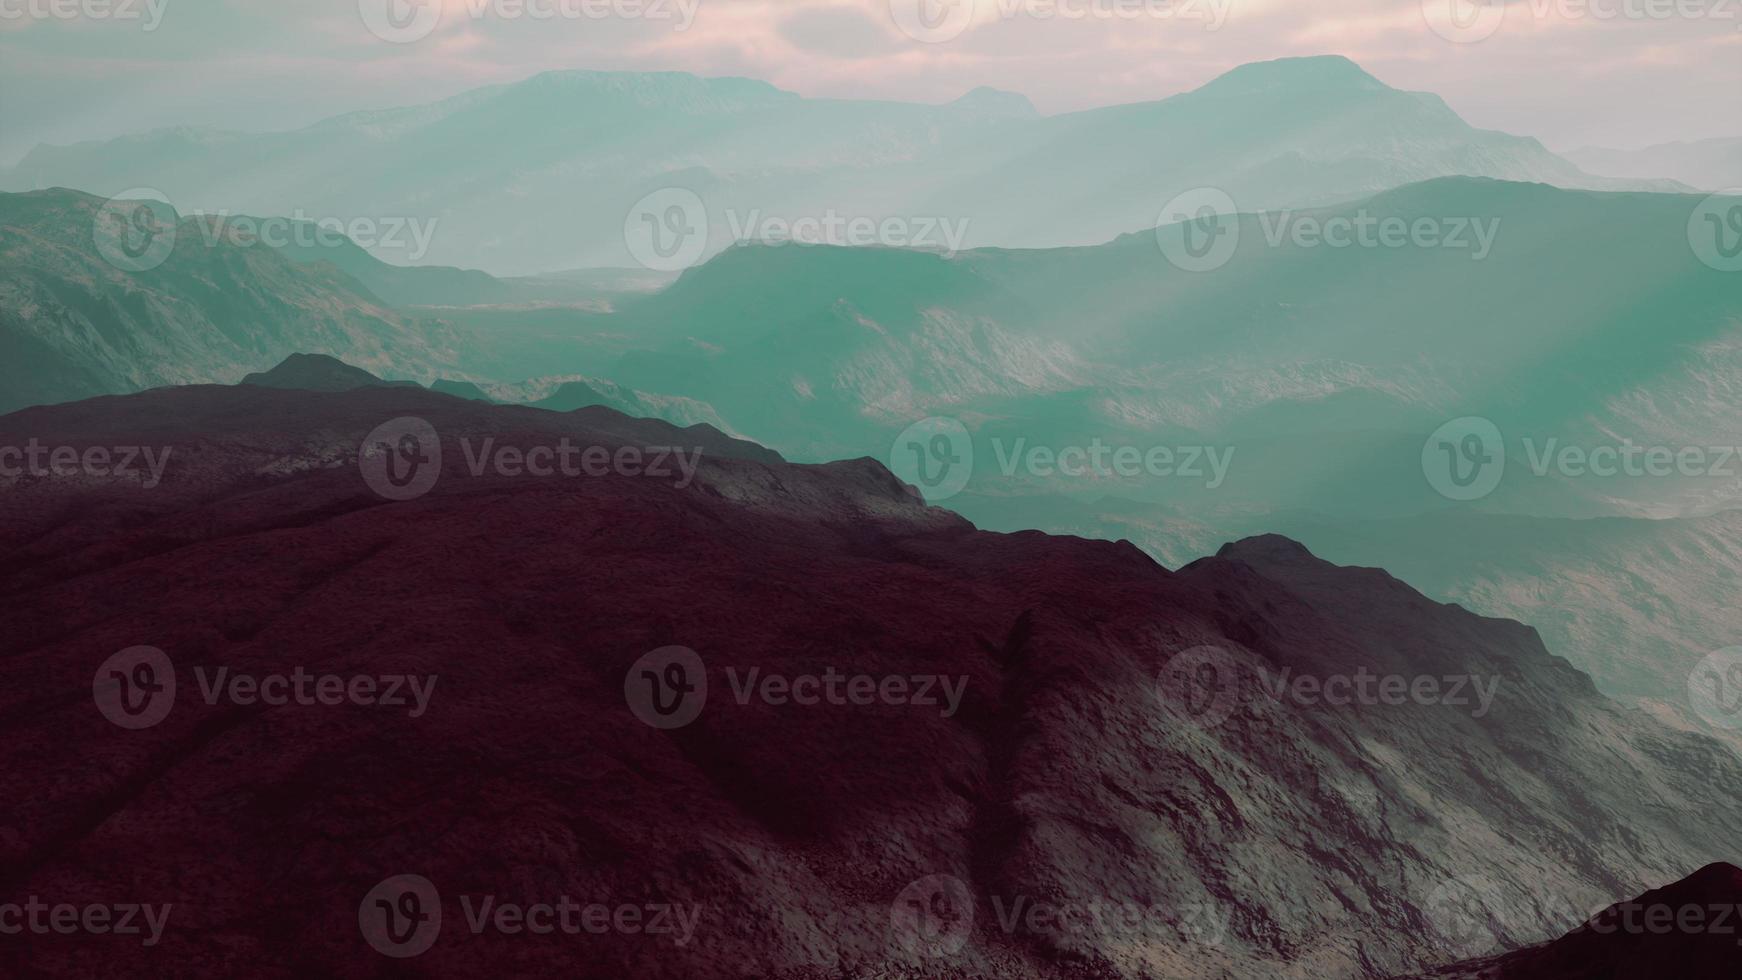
[777,4,901,57]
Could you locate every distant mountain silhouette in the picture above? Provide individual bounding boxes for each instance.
[430,378,497,402]
[1568,137,1742,191]
[241,353,417,392]
[0,57,1675,273]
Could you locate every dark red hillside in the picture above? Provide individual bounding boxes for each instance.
[1411,863,1742,978]
[0,382,1736,978]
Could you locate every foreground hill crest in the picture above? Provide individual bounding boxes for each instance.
[0,376,1737,977]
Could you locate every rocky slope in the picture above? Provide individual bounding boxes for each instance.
[954,497,1742,728]
[0,380,1736,978]
[0,189,479,414]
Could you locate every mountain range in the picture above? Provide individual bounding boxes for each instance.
[0,57,1678,275]
[0,189,674,415]
[598,177,1742,519]
[1568,138,1742,192]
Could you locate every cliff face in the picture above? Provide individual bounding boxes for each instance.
[0,382,1736,978]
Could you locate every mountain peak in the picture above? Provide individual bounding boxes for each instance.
[240,353,410,393]
[950,86,1038,118]
[1638,862,1742,904]
[1427,864,1742,978]
[1197,55,1387,96]
[1217,533,1320,564]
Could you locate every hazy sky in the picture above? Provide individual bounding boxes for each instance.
[2,0,1738,165]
